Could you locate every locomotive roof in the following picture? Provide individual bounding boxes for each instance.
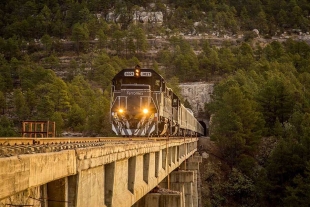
[112,68,165,81]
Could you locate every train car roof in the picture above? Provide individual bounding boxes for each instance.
[112,68,164,81]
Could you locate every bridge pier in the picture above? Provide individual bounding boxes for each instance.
[133,152,202,207]
[46,177,68,207]
[76,166,105,207]
[133,193,184,207]
[179,153,202,207]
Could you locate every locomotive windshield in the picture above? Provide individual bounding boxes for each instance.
[121,84,150,90]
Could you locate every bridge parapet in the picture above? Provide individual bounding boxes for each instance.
[0,138,198,207]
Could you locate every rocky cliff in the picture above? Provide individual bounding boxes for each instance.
[179,82,214,116]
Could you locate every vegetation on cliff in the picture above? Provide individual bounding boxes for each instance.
[205,39,310,206]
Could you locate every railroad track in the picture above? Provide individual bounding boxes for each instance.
[0,137,182,145]
[0,137,197,158]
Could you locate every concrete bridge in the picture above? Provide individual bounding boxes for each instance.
[0,138,202,207]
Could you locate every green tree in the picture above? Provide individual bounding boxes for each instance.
[41,34,53,53]
[67,103,86,132]
[71,22,89,55]
[0,91,5,114]
[44,54,60,70]
[36,95,55,119]
[66,59,79,81]
[218,47,236,74]
[240,6,251,30]
[51,111,64,137]
[111,29,125,56]
[38,5,52,34]
[131,26,148,54]
[40,76,71,113]
[86,15,99,39]
[84,93,111,136]
[5,37,20,58]
[277,9,288,27]
[13,89,30,121]
[289,6,303,28]
[256,10,268,34]
[0,55,12,92]
[263,139,305,206]
[78,7,91,23]
[51,8,66,38]
[203,48,220,77]
[257,76,295,136]
[0,116,18,137]
[284,171,310,207]
[97,29,108,50]
[24,89,37,117]
[209,84,263,169]
[223,168,256,205]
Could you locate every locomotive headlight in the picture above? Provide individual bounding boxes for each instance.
[135,69,140,77]
[118,109,124,113]
[143,108,149,114]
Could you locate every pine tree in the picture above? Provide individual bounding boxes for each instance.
[210,85,263,168]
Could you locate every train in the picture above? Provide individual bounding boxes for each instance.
[110,65,204,137]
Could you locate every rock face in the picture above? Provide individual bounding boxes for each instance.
[106,11,163,24]
[179,82,214,116]
[134,11,163,24]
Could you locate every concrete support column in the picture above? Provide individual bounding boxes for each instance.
[41,184,48,207]
[180,153,202,171]
[159,171,195,207]
[76,166,105,207]
[179,153,202,207]
[68,175,77,207]
[46,177,68,207]
[134,193,184,207]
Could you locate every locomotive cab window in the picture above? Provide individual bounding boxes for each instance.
[154,79,161,91]
[172,98,178,107]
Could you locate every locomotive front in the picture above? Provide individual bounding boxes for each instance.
[110,66,160,136]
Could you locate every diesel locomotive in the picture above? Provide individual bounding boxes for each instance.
[110,66,204,137]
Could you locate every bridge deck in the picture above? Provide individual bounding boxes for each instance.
[0,137,197,157]
[0,137,200,207]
